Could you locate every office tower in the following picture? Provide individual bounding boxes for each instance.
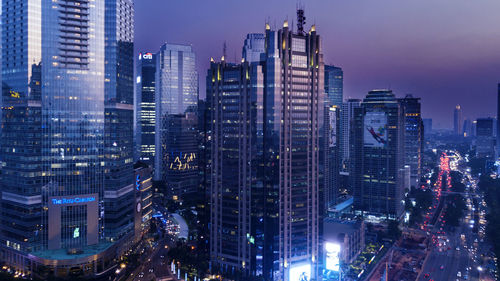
[0,0,135,276]
[163,113,198,200]
[136,52,157,164]
[463,118,472,137]
[454,105,463,135]
[209,14,324,280]
[324,65,343,108]
[476,118,496,158]
[104,0,135,242]
[351,90,405,218]
[325,106,340,208]
[423,118,432,136]
[340,99,361,169]
[154,43,198,194]
[242,33,265,63]
[398,95,423,189]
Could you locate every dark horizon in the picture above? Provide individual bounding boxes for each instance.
[134,0,500,129]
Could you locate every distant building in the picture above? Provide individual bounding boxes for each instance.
[497,84,500,154]
[463,118,473,138]
[423,118,432,136]
[398,95,423,188]
[325,106,341,207]
[324,65,343,108]
[341,99,361,170]
[476,118,496,158]
[154,43,198,187]
[454,105,463,135]
[351,90,405,219]
[136,52,157,165]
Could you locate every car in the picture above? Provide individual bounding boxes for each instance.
[440,265,445,270]
[456,247,460,251]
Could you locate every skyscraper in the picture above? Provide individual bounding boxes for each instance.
[324,65,343,108]
[398,95,423,189]
[135,52,157,164]
[423,118,432,136]
[154,43,198,197]
[476,118,496,158]
[340,99,361,169]
[351,90,405,218]
[209,15,324,280]
[497,84,500,155]
[454,104,463,135]
[0,0,135,276]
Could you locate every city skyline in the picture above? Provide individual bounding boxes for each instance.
[134,0,500,129]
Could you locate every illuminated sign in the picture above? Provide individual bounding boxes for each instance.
[325,242,341,272]
[136,175,141,191]
[364,111,387,148]
[73,227,80,238]
[142,52,153,60]
[51,197,95,205]
[328,107,337,148]
[169,152,197,171]
[10,91,20,98]
[289,263,311,281]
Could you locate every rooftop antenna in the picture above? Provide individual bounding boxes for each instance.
[297,5,306,35]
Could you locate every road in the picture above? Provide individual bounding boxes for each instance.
[418,151,494,281]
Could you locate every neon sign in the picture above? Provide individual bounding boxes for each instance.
[51,197,95,205]
[169,152,197,171]
[136,175,141,191]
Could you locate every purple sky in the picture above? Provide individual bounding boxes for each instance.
[134,0,500,129]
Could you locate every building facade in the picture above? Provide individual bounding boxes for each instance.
[324,65,343,108]
[454,105,463,136]
[398,95,423,189]
[351,90,405,219]
[209,17,324,281]
[476,118,496,159]
[0,0,135,276]
[242,33,265,63]
[154,43,198,187]
[135,52,157,165]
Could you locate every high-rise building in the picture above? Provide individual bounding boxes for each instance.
[398,95,423,189]
[325,106,340,207]
[135,52,157,164]
[209,15,324,280]
[0,0,135,276]
[340,99,361,169]
[163,113,199,200]
[324,65,343,108]
[242,33,265,63]
[104,0,135,243]
[351,90,405,218]
[476,118,496,158]
[454,105,463,135]
[154,43,198,186]
[463,118,473,138]
[423,118,432,136]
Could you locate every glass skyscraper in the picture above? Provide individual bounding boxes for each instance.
[209,16,324,280]
[0,0,135,277]
[154,43,198,199]
[136,52,157,164]
[324,65,343,108]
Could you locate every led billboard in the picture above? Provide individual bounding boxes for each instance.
[325,242,341,272]
[289,262,311,281]
[329,107,337,148]
[364,111,387,148]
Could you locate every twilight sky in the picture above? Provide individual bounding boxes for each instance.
[134,0,500,129]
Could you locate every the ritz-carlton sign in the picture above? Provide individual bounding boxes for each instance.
[51,196,96,205]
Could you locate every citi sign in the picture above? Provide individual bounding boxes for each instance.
[51,197,96,205]
[139,52,153,60]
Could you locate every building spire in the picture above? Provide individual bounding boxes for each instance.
[297,5,306,34]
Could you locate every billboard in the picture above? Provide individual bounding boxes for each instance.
[329,107,337,148]
[364,111,387,147]
[289,262,311,281]
[325,242,341,272]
